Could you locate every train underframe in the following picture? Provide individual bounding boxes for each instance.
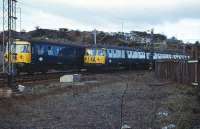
[14,63,83,74]
[13,59,153,74]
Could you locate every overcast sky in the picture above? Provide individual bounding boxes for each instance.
[1,0,200,43]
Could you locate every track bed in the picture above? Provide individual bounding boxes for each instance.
[0,71,199,129]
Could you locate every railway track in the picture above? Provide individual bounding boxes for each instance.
[0,68,145,88]
[0,73,9,87]
[0,70,83,87]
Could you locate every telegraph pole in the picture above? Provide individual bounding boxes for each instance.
[3,0,18,88]
[121,22,124,40]
[122,22,124,34]
[93,29,97,45]
[150,28,154,69]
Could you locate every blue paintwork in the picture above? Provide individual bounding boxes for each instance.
[85,45,189,68]
[23,41,85,72]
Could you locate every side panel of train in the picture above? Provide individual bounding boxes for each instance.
[20,41,85,72]
[105,49,127,66]
[153,52,189,60]
[84,47,190,69]
[84,47,151,68]
[106,49,149,66]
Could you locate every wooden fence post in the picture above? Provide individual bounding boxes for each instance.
[155,60,199,86]
[198,59,200,87]
[188,60,199,86]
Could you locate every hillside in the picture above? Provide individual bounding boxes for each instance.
[0,28,199,59]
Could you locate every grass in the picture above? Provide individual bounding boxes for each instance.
[161,84,198,129]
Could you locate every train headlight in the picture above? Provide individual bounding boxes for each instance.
[39,57,43,62]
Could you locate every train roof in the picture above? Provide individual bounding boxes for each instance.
[86,44,187,55]
[28,39,87,48]
[86,44,144,50]
[17,40,187,56]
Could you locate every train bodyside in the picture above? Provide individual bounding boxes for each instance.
[153,52,190,60]
[5,40,190,73]
[5,40,85,73]
[30,41,85,72]
[84,46,151,68]
[84,46,190,68]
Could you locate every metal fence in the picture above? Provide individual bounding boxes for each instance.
[155,60,200,86]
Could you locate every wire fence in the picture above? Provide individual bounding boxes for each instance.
[155,60,200,86]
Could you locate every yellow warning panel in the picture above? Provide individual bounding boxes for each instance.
[84,55,106,64]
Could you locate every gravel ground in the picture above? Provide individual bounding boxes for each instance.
[0,71,199,129]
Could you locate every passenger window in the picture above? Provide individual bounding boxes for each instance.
[103,50,106,56]
[37,45,44,55]
[51,46,58,56]
[22,46,27,53]
[86,51,89,56]
[48,46,54,56]
[97,50,103,56]
[107,49,112,58]
[92,49,96,56]
[57,47,62,56]
[86,49,92,56]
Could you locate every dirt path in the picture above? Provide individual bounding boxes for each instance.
[0,71,199,129]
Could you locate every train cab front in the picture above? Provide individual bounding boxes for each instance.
[84,47,106,67]
[5,40,32,71]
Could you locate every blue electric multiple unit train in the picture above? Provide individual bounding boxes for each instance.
[5,40,85,73]
[30,41,85,72]
[5,40,190,73]
[84,45,189,68]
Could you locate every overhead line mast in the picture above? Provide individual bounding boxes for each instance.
[3,0,18,88]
